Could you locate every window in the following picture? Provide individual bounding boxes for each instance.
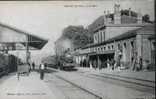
[124,43,127,49]
[152,42,156,50]
[118,43,122,51]
[94,35,97,43]
[98,32,100,43]
[94,33,99,44]
[111,45,114,49]
[131,41,134,48]
[100,31,103,43]
[118,44,120,49]
[98,47,100,51]
[108,46,110,50]
[103,47,106,50]
[101,47,103,51]
[102,30,105,41]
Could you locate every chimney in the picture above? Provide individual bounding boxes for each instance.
[103,10,107,24]
[106,10,112,24]
[137,9,142,24]
[129,8,131,16]
[114,4,121,24]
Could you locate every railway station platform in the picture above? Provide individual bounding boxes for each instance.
[0,71,56,99]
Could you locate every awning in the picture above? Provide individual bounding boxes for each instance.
[97,50,115,55]
[88,50,115,56]
[0,22,48,50]
[23,34,48,50]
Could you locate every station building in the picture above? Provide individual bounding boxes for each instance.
[73,4,155,70]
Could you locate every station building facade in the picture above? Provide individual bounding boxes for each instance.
[73,4,155,70]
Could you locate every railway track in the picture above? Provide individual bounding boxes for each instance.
[91,73,155,88]
[45,74,102,99]
[76,71,155,94]
[46,68,155,97]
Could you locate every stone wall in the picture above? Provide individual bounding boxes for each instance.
[105,26,140,40]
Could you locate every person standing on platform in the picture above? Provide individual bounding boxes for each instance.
[89,61,93,69]
[83,59,86,67]
[93,60,97,70]
[32,62,35,70]
[40,63,45,80]
[28,62,31,73]
[107,59,110,69]
[111,59,115,70]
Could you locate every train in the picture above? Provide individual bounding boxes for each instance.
[58,55,75,70]
[42,54,76,71]
[0,53,19,77]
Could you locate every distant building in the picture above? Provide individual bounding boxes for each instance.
[73,4,155,70]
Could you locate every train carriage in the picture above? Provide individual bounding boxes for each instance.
[0,53,18,77]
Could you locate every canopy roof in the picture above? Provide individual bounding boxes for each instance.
[0,22,48,50]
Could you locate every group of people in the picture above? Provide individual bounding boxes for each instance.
[91,59,116,70]
[88,57,143,71]
[79,58,116,70]
[80,59,87,67]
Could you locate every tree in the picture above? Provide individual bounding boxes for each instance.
[61,25,93,48]
[142,14,150,23]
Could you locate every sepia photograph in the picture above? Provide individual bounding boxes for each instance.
[0,0,155,99]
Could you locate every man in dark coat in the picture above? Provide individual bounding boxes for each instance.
[32,62,35,70]
[40,63,45,80]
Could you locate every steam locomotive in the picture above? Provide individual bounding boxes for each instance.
[42,54,76,71]
[58,55,75,70]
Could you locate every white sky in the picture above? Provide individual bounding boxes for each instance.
[0,0,154,64]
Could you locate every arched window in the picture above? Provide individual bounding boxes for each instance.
[111,45,114,49]
[108,46,110,50]
[103,46,106,50]
[124,43,126,49]
[101,47,103,51]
